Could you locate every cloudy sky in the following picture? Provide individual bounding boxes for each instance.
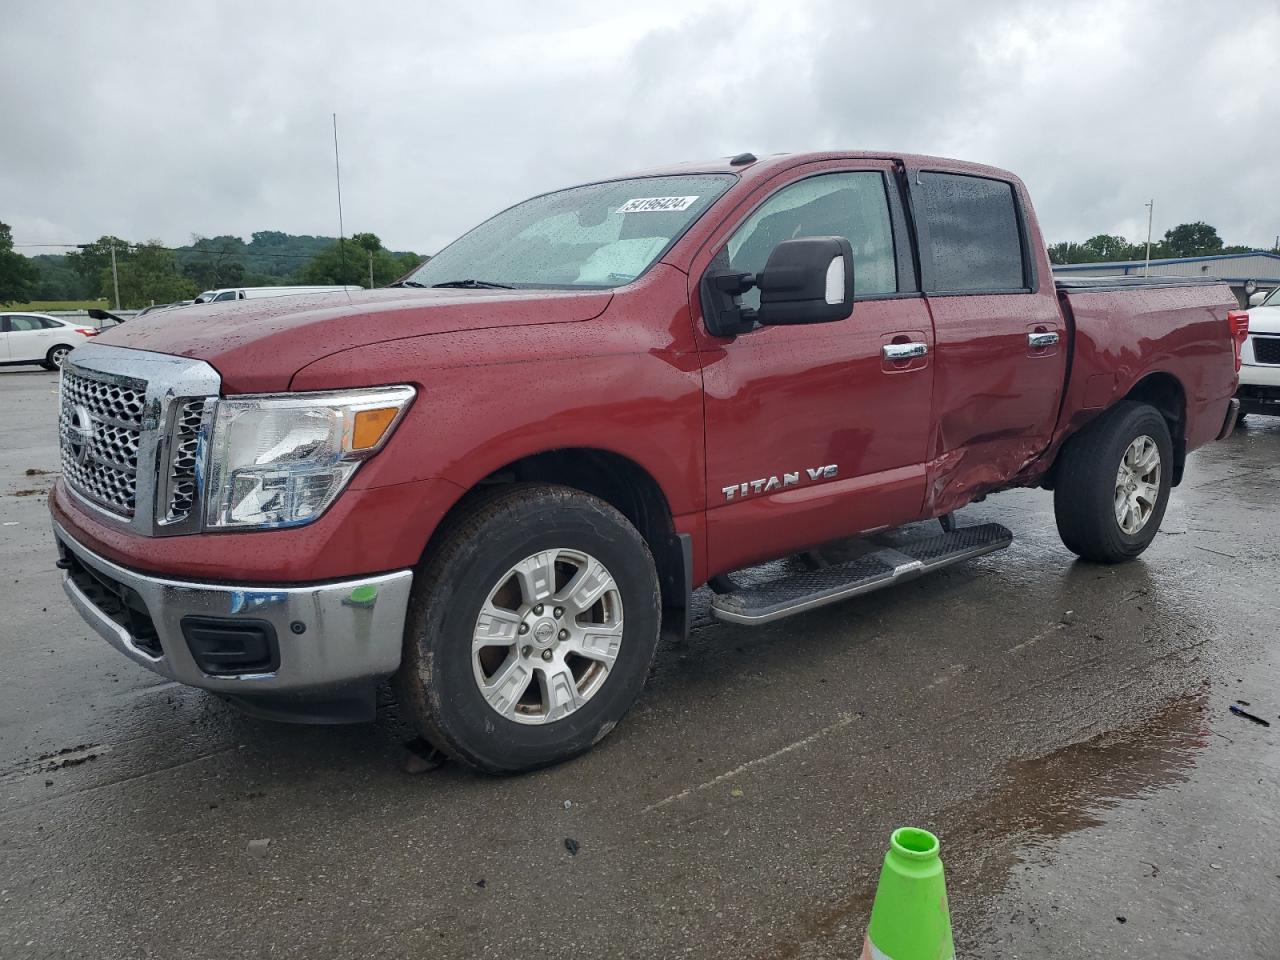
[2,0,1277,256]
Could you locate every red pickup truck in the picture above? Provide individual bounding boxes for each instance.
[50,152,1244,773]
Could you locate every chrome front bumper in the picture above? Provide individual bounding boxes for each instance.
[53,521,414,722]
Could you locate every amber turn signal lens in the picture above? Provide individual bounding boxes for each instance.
[351,407,399,450]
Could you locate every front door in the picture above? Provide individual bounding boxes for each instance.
[690,161,935,575]
[5,315,56,363]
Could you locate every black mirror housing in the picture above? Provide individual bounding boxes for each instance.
[755,236,855,326]
[701,236,855,338]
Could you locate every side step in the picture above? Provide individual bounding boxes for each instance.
[710,522,1012,626]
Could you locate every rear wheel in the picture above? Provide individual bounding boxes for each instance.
[1053,401,1173,563]
[43,344,74,370]
[394,484,661,774]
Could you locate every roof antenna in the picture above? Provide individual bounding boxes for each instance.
[333,112,348,288]
[729,152,757,166]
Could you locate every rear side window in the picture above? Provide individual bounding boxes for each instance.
[6,315,55,331]
[918,172,1025,293]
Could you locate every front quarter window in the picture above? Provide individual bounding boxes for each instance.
[406,174,734,289]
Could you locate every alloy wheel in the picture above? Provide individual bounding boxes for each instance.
[471,548,624,724]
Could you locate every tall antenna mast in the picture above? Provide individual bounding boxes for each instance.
[333,112,347,281]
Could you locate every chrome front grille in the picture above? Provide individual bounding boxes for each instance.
[57,344,222,535]
[163,399,207,523]
[59,369,147,517]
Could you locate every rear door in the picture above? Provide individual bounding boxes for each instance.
[691,160,935,574]
[906,168,1066,514]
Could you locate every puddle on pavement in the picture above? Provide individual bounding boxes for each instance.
[764,687,1210,959]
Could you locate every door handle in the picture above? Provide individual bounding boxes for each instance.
[1028,331,1060,349]
[882,342,928,361]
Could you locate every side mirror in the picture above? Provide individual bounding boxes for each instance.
[1249,290,1267,307]
[702,236,855,337]
[755,236,855,327]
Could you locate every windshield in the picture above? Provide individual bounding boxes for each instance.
[1262,286,1280,307]
[405,174,735,289]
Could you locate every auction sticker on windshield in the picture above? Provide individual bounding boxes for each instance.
[618,196,699,213]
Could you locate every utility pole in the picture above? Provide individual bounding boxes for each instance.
[1143,199,1154,277]
[75,240,123,310]
[109,241,121,310]
[369,250,374,289]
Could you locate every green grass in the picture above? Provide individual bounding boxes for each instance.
[4,300,111,312]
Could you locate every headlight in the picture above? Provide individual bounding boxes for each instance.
[204,386,415,530]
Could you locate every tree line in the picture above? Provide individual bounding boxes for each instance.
[1048,221,1276,265]
[0,224,427,308]
[4,217,1277,308]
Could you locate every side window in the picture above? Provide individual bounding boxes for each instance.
[8,315,48,332]
[917,173,1025,292]
[213,291,237,302]
[725,172,897,309]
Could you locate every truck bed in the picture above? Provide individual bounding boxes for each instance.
[1053,275,1238,458]
[1054,275,1228,293]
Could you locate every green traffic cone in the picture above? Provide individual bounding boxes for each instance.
[861,827,955,960]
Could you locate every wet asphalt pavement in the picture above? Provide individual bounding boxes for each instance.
[1,367,1277,959]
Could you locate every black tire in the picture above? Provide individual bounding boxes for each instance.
[44,344,74,371]
[394,484,661,774]
[1053,401,1173,564]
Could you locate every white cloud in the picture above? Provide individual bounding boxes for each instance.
[1,0,1276,253]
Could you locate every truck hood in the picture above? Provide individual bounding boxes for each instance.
[1246,303,1280,334]
[94,287,614,393]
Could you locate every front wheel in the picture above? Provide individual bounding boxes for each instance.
[394,484,661,774]
[1053,401,1173,563]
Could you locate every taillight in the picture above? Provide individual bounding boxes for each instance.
[74,327,98,337]
[1228,310,1249,372]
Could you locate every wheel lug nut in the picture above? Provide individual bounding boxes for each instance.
[553,606,564,618]
[521,646,532,657]
[558,629,569,640]
[533,604,544,615]
[541,649,553,662]
[518,623,530,635]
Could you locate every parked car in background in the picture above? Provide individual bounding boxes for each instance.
[49,151,1241,773]
[134,300,194,318]
[1238,285,1280,420]
[193,285,362,304]
[0,312,97,369]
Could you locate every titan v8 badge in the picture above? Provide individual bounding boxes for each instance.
[722,464,838,502]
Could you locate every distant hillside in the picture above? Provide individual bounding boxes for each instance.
[174,231,423,279]
[22,231,428,303]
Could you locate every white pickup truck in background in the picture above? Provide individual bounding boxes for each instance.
[1239,287,1280,420]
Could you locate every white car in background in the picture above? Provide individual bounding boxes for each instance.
[192,284,361,304]
[1238,287,1280,420]
[0,312,98,371]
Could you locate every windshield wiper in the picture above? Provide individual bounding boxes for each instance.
[430,279,514,290]
[389,279,428,288]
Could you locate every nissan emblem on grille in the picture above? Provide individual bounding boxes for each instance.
[67,404,97,466]
[58,368,147,518]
